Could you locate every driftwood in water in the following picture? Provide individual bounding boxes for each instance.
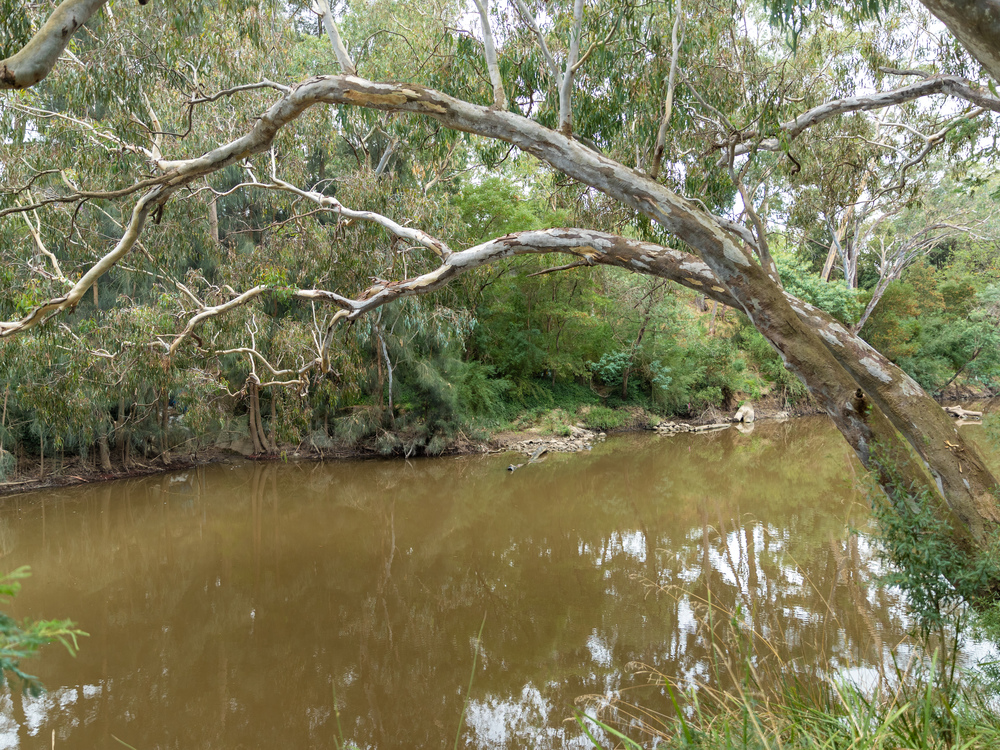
[508,446,549,472]
[945,406,982,420]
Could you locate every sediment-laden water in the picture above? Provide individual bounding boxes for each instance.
[0,417,988,749]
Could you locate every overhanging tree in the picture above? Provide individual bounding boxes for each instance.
[1,0,999,572]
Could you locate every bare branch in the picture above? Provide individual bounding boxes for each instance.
[19,200,67,283]
[7,101,157,162]
[168,286,269,356]
[854,222,971,332]
[1,186,168,337]
[312,0,357,76]
[725,75,1000,158]
[879,66,931,78]
[650,1,683,180]
[188,79,292,106]
[513,0,562,82]
[471,0,507,109]
[265,176,453,257]
[571,15,618,73]
[527,259,593,276]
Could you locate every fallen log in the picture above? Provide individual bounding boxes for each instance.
[945,406,982,420]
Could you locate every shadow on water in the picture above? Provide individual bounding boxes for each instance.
[0,417,949,748]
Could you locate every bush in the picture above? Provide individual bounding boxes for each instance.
[583,406,631,431]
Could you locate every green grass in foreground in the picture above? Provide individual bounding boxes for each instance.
[575,590,1000,750]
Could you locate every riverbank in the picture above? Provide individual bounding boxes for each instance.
[0,398,817,497]
[1,394,988,499]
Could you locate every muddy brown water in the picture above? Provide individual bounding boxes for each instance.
[0,417,992,749]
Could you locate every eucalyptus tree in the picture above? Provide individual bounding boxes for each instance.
[2,0,1000,575]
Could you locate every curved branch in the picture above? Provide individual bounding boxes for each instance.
[724,75,1000,158]
[1,185,168,336]
[0,0,110,90]
[268,178,452,257]
[4,70,992,546]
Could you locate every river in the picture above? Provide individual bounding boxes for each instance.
[0,417,990,749]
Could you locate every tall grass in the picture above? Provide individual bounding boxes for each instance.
[576,588,1000,749]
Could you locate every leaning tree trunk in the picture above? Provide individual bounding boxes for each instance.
[259,73,998,560]
[340,223,1000,565]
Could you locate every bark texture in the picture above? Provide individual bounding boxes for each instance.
[0,33,996,561]
[919,0,1000,82]
[0,0,109,90]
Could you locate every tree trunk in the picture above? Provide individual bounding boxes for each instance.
[254,388,269,452]
[0,385,7,457]
[98,433,112,472]
[247,383,264,455]
[268,392,277,454]
[208,193,220,246]
[919,0,1000,83]
[160,388,170,460]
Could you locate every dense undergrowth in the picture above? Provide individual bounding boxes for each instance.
[1,159,999,482]
[2,247,997,483]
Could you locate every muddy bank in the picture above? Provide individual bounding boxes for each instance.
[1,395,982,498]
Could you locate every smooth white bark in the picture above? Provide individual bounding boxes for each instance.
[471,0,507,109]
[0,0,109,89]
[313,0,357,76]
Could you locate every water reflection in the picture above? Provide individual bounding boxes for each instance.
[0,418,950,748]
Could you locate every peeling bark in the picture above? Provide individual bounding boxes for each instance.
[279,225,992,553]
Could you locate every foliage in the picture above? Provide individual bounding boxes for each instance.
[578,582,1000,750]
[776,251,861,326]
[582,406,631,432]
[862,264,1000,393]
[0,567,86,696]
[1,0,1000,470]
[869,449,1000,637]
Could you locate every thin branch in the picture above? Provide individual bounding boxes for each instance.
[188,79,292,105]
[312,0,357,76]
[1,186,168,337]
[168,286,269,355]
[650,1,683,180]
[879,66,931,78]
[527,259,592,276]
[513,0,562,82]
[266,175,452,257]
[19,200,67,282]
[571,12,619,73]
[7,101,156,162]
[471,0,507,109]
[723,75,1000,158]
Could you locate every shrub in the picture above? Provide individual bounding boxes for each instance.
[583,406,630,431]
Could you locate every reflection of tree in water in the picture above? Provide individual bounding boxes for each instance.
[0,419,921,749]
